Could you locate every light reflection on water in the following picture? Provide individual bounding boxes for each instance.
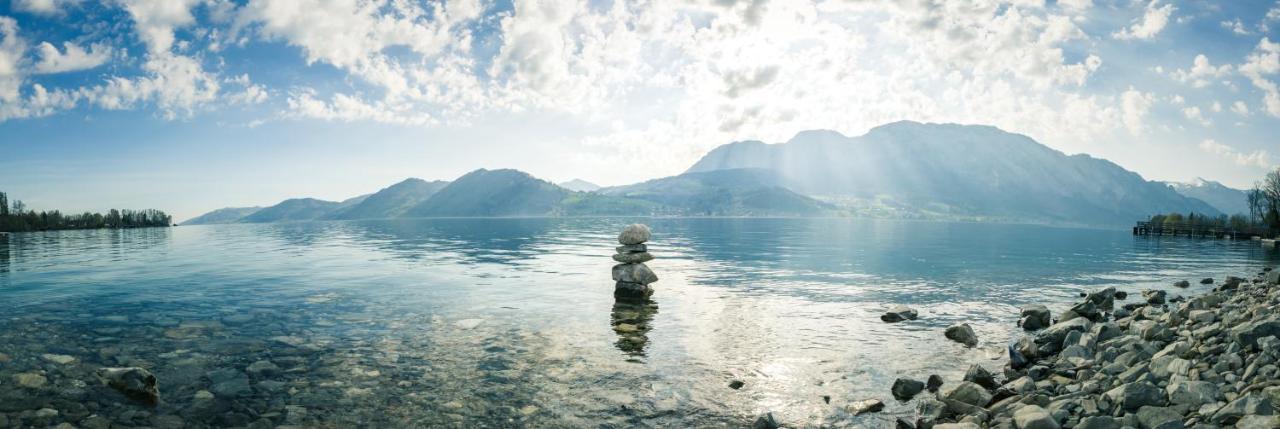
[0,218,1276,427]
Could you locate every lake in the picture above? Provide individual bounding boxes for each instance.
[0,218,1276,428]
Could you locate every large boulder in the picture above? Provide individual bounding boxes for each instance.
[1103,381,1164,412]
[618,224,651,245]
[95,367,159,405]
[1231,318,1280,351]
[882,306,919,323]
[1165,381,1219,407]
[892,378,926,401]
[1135,406,1185,429]
[1085,287,1117,311]
[1265,270,1279,285]
[945,323,979,347]
[1013,405,1060,429]
[943,381,993,408]
[1034,317,1092,352]
[963,365,1000,391]
[1212,393,1276,425]
[1142,290,1167,305]
[1020,305,1051,330]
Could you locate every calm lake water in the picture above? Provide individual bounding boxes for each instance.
[0,218,1277,428]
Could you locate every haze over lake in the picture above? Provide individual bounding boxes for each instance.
[1,218,1275,427]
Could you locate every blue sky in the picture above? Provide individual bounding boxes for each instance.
[0,0,1278,221]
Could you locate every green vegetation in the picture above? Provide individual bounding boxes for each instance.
[1147,167,1280,237]
[0,191,172,232]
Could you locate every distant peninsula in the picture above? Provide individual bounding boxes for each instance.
[0,191,173,233]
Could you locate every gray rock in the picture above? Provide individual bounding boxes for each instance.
[1165,381,1218,407]
[1035,317,1092,353]
[612,263,658,284]
[1231,318,1280,351]
[752,412,779,429]
[1199,278,1213,284]
[206,368,251,398]
[1143,289,1167,305]
[95,367,160,405]
[614,281,654,302]
[882,306,919,323]
[944,381,993,408]
[616,244,647,253]
[1104,381,1164,411]
[1212,393,1276,425]
[1235,415,1280,429]
[1135,406,1185,429]
[927,374,944,393]
[1075,416,1120,429]
[1173,280,1190,288]
[618,224,651,245]
[945,323,979,347]
[963,364,1000,390]
[1266,270,1279,285]
[1013,405,1060,429]
[1021,305,1052,331]
[246,360,279,378]
[893,377,926,401]
[612,252,654,263]
[848,398,885,415]
[934,424,981,429]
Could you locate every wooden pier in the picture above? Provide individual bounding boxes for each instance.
[1132,221,1268,240]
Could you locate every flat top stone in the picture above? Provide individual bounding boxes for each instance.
[618,224,651,245]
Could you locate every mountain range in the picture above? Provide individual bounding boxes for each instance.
[182,121,1239,228]
[1162,178,1250,216]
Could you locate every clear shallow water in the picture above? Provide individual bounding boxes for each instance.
[0,218,1277,428]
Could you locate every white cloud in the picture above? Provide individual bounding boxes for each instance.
[10,0,79,16]
[1182,106,1210,126]
[1239,38,1280,117]
[1211,101,1221,112]
[1232,100,1250,116]
[1171,54,1232,88]
[1113,1,1175,40]
[1221,19,1249,35]
[1199,139,1272,168]
[0,17,24,103]
[33,41,113,74]
[118,0,201,54]
[1121,87,1154,135]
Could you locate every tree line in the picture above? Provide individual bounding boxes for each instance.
[1148,167,1280,236]
[1246,167,1280,233]
[0,191,173,232]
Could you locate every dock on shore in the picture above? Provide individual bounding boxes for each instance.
[1132,221,1270,240]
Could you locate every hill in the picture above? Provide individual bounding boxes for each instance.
[181,207,262,225]
[403,169,572,217]
[239,195,367,223]
[325,178,449,220]
[1164,178,1250,216]
[686,121,1220,225]
[599,168,829,216]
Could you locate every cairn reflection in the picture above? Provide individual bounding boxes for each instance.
[610,301,659,357]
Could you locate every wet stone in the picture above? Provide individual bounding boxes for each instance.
[96,367,160,405]
[14,372,47,388]
[206,368,251,398]
[848,399,885,415]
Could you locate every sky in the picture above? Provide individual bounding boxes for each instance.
[0,0,1278,221]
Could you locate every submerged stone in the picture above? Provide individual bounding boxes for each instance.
[96,367,160,405]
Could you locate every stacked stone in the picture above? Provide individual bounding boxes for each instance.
[612,224,658,302]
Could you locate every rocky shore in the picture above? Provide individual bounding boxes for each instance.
[880,268,1280,429]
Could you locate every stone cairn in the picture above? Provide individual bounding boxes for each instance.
[612,224,658,302]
